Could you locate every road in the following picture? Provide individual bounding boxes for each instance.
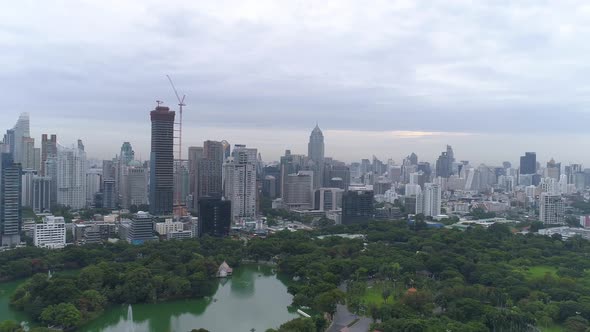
[327,303,372,332]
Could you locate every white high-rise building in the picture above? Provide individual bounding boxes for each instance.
[12,113,30,165]
[57,144,87,209]
[223,146,257,221]
[416,183,441,217]
[539,193,565,225]
[34,216,66,249]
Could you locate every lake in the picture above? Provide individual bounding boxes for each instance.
[0,264,299,332]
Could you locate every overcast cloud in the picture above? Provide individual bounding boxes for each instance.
[2,0,590,165]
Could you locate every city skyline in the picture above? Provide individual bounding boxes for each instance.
[4,111,588,167]
[3,2,590,164]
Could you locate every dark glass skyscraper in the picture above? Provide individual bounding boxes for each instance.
[0,153,21,246]
[149,106,175,216]
[520,152,536,175]
[198,197,231,237]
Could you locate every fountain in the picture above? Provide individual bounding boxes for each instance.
[47,270,52,280]
[126,304,134,332]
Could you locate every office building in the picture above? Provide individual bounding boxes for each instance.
[0,153,22,246]
[127,211,155,245]
[120,142,135,166]
[124,161,148,208]
[342,189,374,224]
[416,183,441,217]
[149,106,175,216]
[198,197,231,237]
[545,158,561,180]
[314,188,343,211]
[102,178,116,210]
[198,141,224,199]
[520,152,536,175]
[283,171,313,210]
[57,143,87,210]
[11,113,30,165]
[155,218,185,235]
[32,175,52,213]
[435,145,454,178]
[86,168,102,208]
[539,193,565,225]
[188,146,204,209]
[41,134,57,176]
[21,169,36,207]
[223,146,257,221]
[308,125,325,189]
[33,215,66,249]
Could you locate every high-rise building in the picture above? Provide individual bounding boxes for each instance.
[539,193,565,225]
[2,130,15,160]
[102,179,116,210]
[198,197,231,237]
[416,183,441,217]
[41,134,57,176]
[120,142,135,166]
[435,146,454,178]
[284,171,313,210]
[223,145,257,221]
[520,152,536,175]
[188,146,204,209]
[545,158,561,180]
[21,169,37,208]
[308,125,325,189]
[11,113,30,165]
[124,161,148,208]
[57,144,87,210]
[32,175,52,213]
[314,187,343,211]
[21,137,40,171]
[198,141,224,200]
[44,155,58,209]
[127,211,155,245]
[342,189,374,224]
[86,168,102,208]
[149,106,175,216]
[0,153,22,246]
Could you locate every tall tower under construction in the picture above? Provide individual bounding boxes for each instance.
[149,105,175,216]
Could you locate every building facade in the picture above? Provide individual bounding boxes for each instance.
[149,106,175,216]
[34,216,65,249]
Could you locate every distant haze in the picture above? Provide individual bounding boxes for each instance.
[2,1,590,165]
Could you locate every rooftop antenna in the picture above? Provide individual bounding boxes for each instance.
[167,75,186,220]
[156,100,164,107]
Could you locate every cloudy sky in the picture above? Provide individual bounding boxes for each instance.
[2,0,590,165]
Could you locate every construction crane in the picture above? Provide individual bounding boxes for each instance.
[167,75,186,219]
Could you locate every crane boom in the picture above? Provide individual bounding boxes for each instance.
[167,75,186,105]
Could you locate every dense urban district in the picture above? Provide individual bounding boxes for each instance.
[1,111,590,331]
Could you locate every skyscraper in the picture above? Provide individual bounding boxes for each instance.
[223,145,257,221]
[308,125,325,189]
[57,143,87,210]
[124,161,148,208]
[342,189,374,224]
[198,197,231,237]
[198,140,224,199]
[41,134,57,176]
[149,106,175,216]
[435,146,454,178]
[416,183,441,217]
[32,175,52,213]
[120,142,135,166]
[520,152,536,175]
[12,113,30,165]
[283,171,314,210]
[86,168,102,208]
[188,146,204,210]
[539,193,565,225]
[0,153,22,246]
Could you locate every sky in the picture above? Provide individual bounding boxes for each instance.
[2,0,590,166]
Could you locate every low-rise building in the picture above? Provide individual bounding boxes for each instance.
[34,216,66,249]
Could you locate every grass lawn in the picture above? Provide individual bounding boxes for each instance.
[540,324,564,332]
[363,282,395,307]
[525,266,558,279]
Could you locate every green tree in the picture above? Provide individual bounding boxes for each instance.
[564,315,589,332]
[41,303,81,329]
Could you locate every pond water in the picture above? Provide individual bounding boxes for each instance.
[0,265,298,332]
